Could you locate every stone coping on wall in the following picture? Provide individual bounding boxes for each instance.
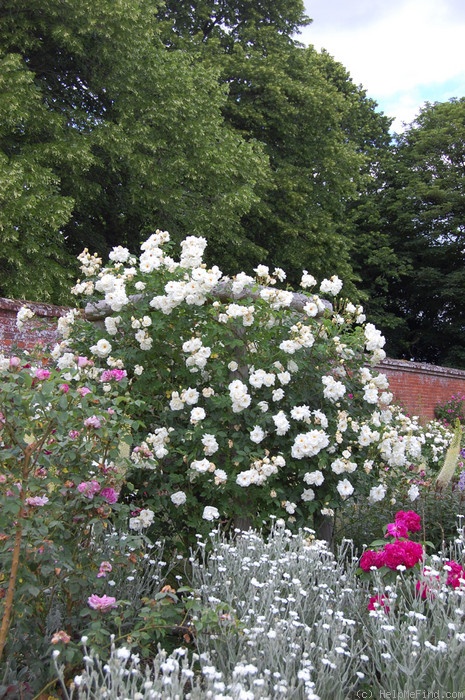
[0,297,71,318]
[376,357,465,381]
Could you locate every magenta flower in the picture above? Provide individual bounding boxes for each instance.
[101,369,127,382]
[84,415,101,429]
[386,522,408,539]
[367,594,390,612]
[97,561,113,578]
[68,429,80,439]
[35,368,51,380]
[100,487,119,504]
[25,495,49,507]
[77,480,101,499]
[395,510,421,534]
[87,594,117,612]
[59,383,70,393]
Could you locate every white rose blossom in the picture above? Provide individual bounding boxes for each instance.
[202,506,220,521]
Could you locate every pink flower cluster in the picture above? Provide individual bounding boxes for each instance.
[76,481,119,504]
[83,415,101,429]
[100,369,127,382]
[25,495,49,507]
[444,560,465,588]
[416,560,465,599]
[367,593,390,612]
[360,510,424,572]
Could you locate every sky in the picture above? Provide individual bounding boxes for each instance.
[299,0,465,131]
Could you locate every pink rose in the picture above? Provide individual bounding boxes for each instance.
[87,594,117,612]
[395,510,421,534]
[359,549,386,572]
[77,480,101,499]
[444,560,465,588]
[84,415,101,429]
[25,495,49,507]
[100,487,119,504]
[97,561,113,578]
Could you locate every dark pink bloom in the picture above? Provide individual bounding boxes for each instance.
[68,429,80,439]
[386,522,408,539]
[35,368,51,380]
[84,415,101,429]
[77,480,101,499]
[383,540,423,570]
[395,510,421,534]
[59,383,70,393]
[100,487,119,504]
[367,594,390,612]
[444,560,465,588]
[359,549,386,572]
[101,369,127,382]
[87,594,117,612]
[416,567,439,599]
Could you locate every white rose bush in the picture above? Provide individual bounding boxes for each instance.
[4,229,462,697]
[54,230,442,548]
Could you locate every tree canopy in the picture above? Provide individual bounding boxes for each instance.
[4,0,464,370]
[0,0,391,302]
[357,99,465,368]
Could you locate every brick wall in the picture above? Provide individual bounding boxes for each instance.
[0,297,69,355]
[1,297,465,423]
[377,358,465,423]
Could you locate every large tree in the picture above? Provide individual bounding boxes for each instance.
[0,0,269,300]
[362,98,465,367]
[1,0,393,303]
[0,53,77,301]
[158,3,392,290]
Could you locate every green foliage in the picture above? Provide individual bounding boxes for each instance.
[57,231,450,556]
[0,354,194,692]
[359,98,465,367]
[0,0,392,304]
[435,393,465,426]
[0,53,75,302]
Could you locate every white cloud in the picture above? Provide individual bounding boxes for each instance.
[299,0,465,130]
